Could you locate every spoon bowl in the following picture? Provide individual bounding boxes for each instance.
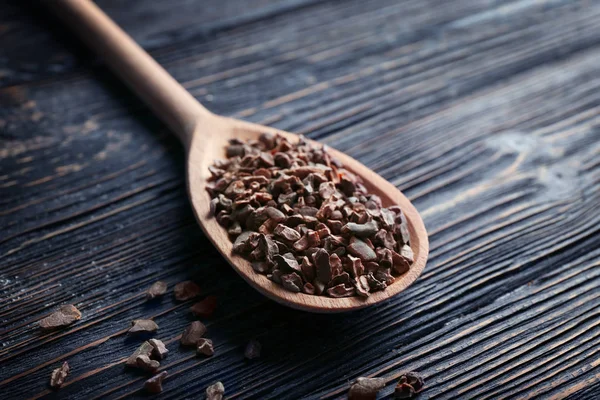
[187,115,428,312]
[54,0,428,312]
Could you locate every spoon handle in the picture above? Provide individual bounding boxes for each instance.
[50,0,209,148]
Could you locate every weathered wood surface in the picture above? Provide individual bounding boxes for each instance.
[1,0,599,399]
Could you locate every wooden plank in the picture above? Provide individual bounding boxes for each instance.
[1,0,599,399]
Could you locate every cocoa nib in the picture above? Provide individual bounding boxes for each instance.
[274,224,301,242]
[281,272,303,292]
[314,248,332,283]
[126,341,154,367]
[39,305,81,330]
[136,355,160,372]
[197,338,215,356]
[149,339,169,360]
[208,134,415,297]
[190,295,218,318]
[146,281,168,300]
[244,339,262,359]
[347,237,377,262]
[395,371,425,399]
[206,381,225,400]
[144,371,168,394]
[180,321,207,346]
[49,361,70,389]
[348,377,386,400]
[129,319,158,335]
[341,220,379,238]
[174,281,201,301]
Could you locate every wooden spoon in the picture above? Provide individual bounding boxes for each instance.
[52,0,428,312]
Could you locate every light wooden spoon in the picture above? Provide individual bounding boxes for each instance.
[53,0,428,312]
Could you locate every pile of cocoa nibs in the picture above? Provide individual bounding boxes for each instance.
[207,133,414,298]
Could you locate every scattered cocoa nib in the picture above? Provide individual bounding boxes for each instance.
[206,381,225,400]
[244,339,261,359]
[174,281,201,301]
[129,319,158,334]
[348,377,386,400]
[196,338,214,356]
[49,361,69,389]
[144,371,168,394]
[394,371,425,399]
[180,321,207,346]
[136,355,160,372]
[39,305,81,330]
[126,341,154,367]
[190,295,218,318]
[146,281,168,300]
[149,339,169,360]
[207,134,414,297]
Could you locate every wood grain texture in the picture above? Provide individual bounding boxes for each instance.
[1,0,599,398]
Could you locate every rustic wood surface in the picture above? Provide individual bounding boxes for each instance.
[1,0,599,399]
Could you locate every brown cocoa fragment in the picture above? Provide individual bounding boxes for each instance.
[344,255,364,278]
[300,257,316,282]
[146,281,168,300]
[149,339,169,360]
[49,361,69,389]
[269,269,283,284]
[174,281,201,301]
[398,224,410,245]
[326,219,343,234]
[400,245,414,264]
[274,224,302,242]
[329,272,350,287]
[314,248,332,283]
[348,377,386,400]
[329,253,344,277]
[126,341,154,367]
[259,132,276,149]
[274,152,292,167]
[136,355,160,372]
[281,272,303,292]
[39,305,81,330]
[354,276,370,297]
[396,371,425,395]
[395,383,415,399]
[366,273,387,291]
[327,283,355,298]
[196,338,214,356]
[226,144,245,157]
[228,222,242,236]
[347,237,377,262]
[303,282,316,294]
[206,381,225,400]
[292,234,310,252]
[273,253,301,274]
[377,247,394,268]
[244,339,262,359]
[129,319,158,335]
[313,279,326,295]
[144,371,168,394]
[341,220,379,238]
[180,321,207,346]
[257,218,278,235]
[232,231,256,253]
[374,229,397,250]
[318,182,337,199]
[190,295,218,318]
[252,261,271,274]
[375,268,395,286]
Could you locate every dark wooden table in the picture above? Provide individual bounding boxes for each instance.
[1,0,600,399]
